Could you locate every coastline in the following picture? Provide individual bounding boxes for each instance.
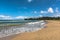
[6,20,60,40]
[0,20,46,39]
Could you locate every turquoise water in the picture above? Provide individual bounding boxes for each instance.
[0,20,39,24]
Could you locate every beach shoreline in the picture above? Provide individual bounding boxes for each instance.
[8,20,60,40]
[0,20,46,39]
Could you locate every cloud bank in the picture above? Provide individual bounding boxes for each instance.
[0,15,12,19]
[16,16,28,19]
[0,15,28,20]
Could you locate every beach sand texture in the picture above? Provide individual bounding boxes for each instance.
[1,20,60,40]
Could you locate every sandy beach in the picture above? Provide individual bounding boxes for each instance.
[1,20,60,40]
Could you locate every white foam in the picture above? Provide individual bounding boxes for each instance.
[27,20,44,24]
[0,20,46,38]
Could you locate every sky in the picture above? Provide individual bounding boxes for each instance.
[0,0,60,19]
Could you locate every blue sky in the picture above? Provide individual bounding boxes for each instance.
[0,0,60,19]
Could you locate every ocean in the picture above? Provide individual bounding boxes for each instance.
[0,20,46,38]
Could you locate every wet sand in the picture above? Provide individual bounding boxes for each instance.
[1,20,60,40]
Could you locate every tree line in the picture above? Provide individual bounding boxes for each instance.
[24,17,60,20]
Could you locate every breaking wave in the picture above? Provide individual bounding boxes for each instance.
[0,20,46,38]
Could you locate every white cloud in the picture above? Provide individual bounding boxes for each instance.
[28,0,32,2]
[40,7,54,14]
[52,13,60,17]
[48,7,54,13]
[0,15,12,19]
[34,11,37,13]
[16,16,28,19]
[0,15,28,19]
[39,15,43,17]
[56,15,60,17]
[40,10,47,13]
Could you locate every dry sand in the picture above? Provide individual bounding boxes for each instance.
[1,20,60,40]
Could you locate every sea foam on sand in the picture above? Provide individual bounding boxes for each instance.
[0,20,46,38]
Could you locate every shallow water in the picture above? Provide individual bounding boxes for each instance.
[0,20,46,38]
